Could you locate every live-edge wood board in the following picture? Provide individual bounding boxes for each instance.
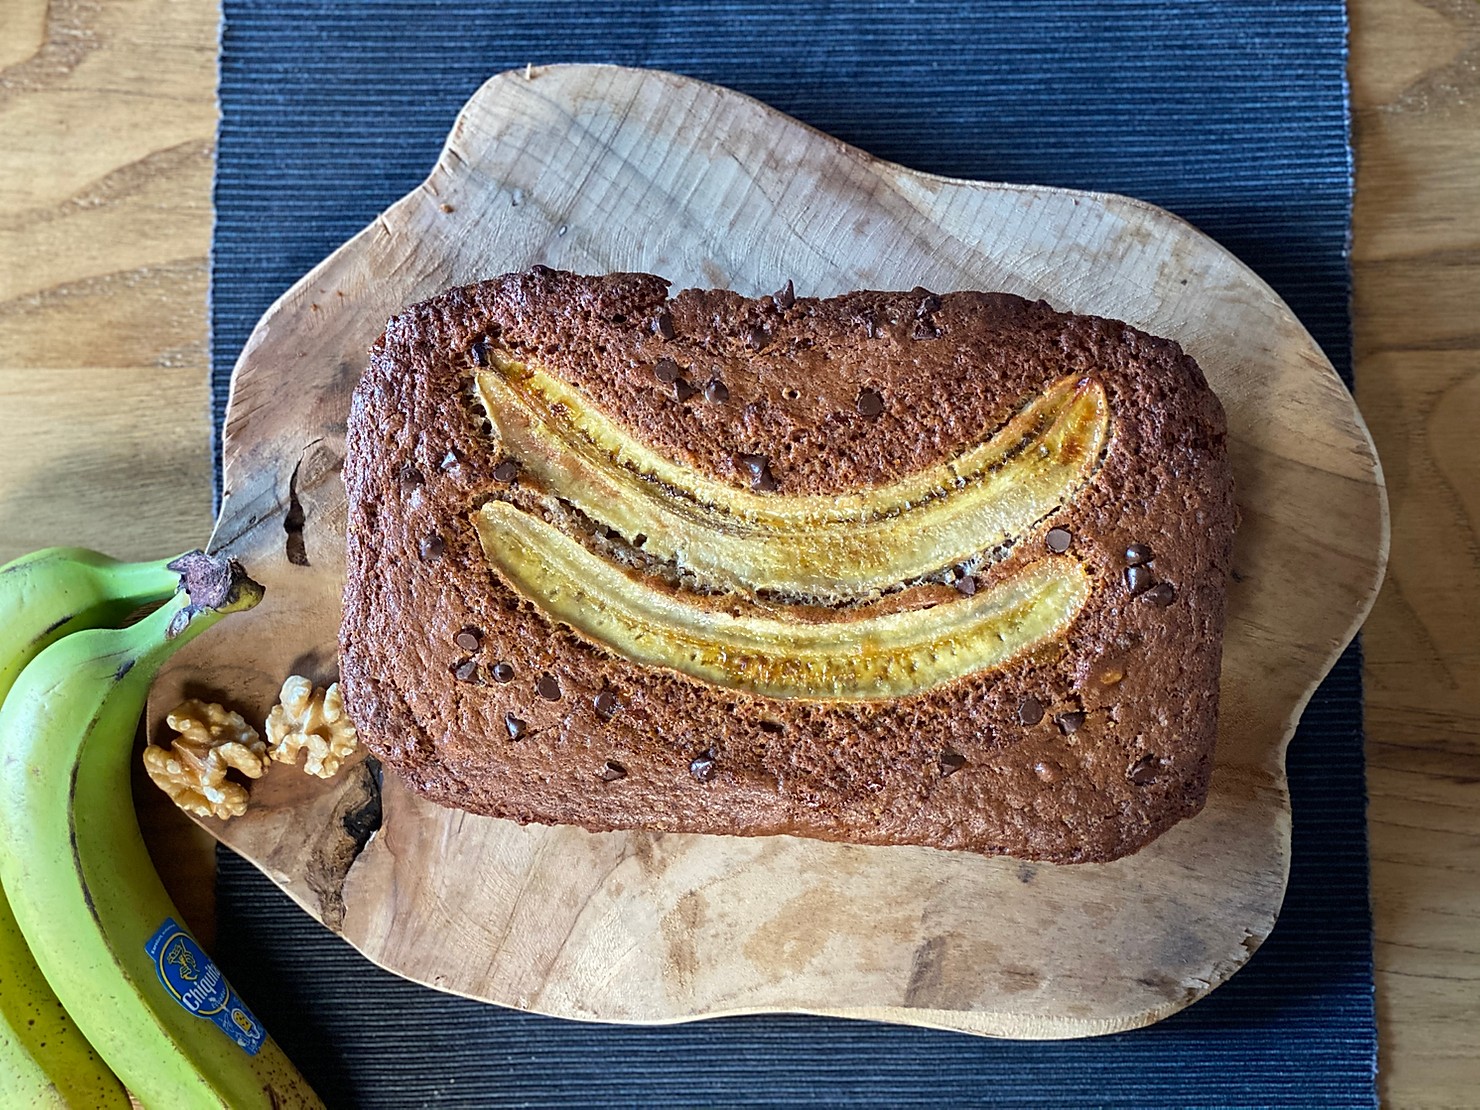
[148,65,1387,1038]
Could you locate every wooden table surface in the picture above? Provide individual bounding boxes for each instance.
[0,0,1474,1103]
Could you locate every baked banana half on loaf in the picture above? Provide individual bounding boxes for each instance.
[340,267,1235,863]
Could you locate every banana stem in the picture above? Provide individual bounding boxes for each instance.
[107,555,193,607]
[57,553,266,695]
[131,554,265,667]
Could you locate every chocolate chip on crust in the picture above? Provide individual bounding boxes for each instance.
[1125,565,1154,596]
[857,388,885,417]
[1055,711,1086,736]
[1128,755,1164,785]
[1018,696,1044,726]
[736,452,778,492]
[911,317,940,340]
[1143,582,1177,607]
[1126,543,1154,566]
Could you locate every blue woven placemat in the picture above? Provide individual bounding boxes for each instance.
[211,2,1375,1106]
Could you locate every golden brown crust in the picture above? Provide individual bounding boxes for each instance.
[339,268,1234,862]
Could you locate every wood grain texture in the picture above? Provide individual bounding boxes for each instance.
[0,0,220,947]
[1351,0,1480,1105]
[145,65,1385,1039]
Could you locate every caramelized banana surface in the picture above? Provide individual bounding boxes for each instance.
[475,502,1091,700]
[475,353,1108,602]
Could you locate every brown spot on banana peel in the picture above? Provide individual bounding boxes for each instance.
[475,503,1090,700]
[42,613,75,637]
[475,354,1109,602]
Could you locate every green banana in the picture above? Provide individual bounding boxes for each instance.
[0,547,183,697]
[0,547,185,1107]
[0,895,129,1107]
[0,552,321,1109]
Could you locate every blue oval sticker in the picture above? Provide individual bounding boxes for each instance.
[145,918,264,1055]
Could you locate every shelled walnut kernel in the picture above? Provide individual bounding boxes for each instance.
[144,700,269,819]
[266,676,358,778]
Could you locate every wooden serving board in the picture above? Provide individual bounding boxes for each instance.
[149,65,1388,1038]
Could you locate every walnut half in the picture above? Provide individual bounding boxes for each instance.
[144,701,270,820]
[266,676,358,778]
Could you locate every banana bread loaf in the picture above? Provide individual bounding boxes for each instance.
[340,267,1234,863]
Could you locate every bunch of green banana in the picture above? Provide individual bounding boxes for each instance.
[0,548,321,1108]
[0,547,185,1107]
